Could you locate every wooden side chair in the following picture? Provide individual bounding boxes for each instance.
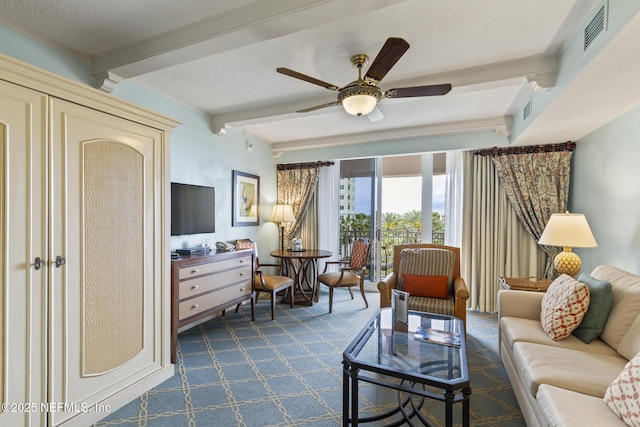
[317,238,370,313]
[235,239,294,320]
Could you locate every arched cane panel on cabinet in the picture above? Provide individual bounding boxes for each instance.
[82,140,144,375]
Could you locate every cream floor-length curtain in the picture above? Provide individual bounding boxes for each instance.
[445,150,464,247]
[461,151,546,312]
[298,191,318,249]
[317,162,340,263]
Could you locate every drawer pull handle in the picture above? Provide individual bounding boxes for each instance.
[191,285,199,290]
[191,269,199,274]
[240,288,245,292]
[192,304,199,310]
[240,272,245,276]
[239,259,246,263]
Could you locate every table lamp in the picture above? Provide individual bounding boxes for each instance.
[269,204,295,251]
[538,211,597,277]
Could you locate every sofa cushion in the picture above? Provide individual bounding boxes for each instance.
[537,384,629,427]
[540,274,590,340]
[513,341,627,398]
[397,248,454,293]
[500,317,621,357]
[592,265,640,350]
[573,272,613,343]
[604,352,640,427]
[402,274,449,298]
[618,314,640,361]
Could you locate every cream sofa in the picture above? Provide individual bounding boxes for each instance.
[498,265,640,427]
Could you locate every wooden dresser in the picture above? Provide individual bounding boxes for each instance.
[170,249,254,362]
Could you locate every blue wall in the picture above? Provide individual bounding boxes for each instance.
[571,104,640,274]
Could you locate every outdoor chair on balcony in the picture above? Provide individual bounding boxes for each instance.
[318,238,370,313]
[377,243,469,328]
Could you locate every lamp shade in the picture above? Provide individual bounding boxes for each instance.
[269,204,295,223]
[538,212,597,248]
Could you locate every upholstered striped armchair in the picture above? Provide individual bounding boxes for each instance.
[377,244,469,328]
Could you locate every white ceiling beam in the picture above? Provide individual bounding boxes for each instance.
[270,117,512,154]
[382,54,558,91]
[91,0,406,79]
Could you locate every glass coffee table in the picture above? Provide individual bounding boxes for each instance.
[343,308,470,426]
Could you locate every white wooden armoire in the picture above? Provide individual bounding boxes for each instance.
[0,54,178,426]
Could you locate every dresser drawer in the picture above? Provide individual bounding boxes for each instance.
[178,282,251,320]
[178,265,252,299]
[178,255,252,280]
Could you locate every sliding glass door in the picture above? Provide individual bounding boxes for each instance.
[337,153,452,283]
[339,159,376,280]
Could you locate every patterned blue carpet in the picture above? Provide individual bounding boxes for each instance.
[94,288,524,426]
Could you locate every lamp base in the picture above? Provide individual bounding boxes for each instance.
[554,248,581,277]
[279,225,285,252]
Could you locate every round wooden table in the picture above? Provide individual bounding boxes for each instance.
[270,249,333,306]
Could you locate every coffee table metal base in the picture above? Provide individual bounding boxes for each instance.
[343,369,470,427]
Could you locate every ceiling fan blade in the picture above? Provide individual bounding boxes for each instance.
[367,106,384,122]
[386,83,453,98]
[277,67,339,91]
[297,101,340,113]
[364,37,410,83]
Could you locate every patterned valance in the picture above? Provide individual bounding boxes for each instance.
[276,161,334,170]
[474,141,576,156]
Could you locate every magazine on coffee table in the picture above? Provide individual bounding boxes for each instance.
[414,327,461,347]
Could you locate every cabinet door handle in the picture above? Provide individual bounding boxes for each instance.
[31,257,46,270]
[55,255,66,268]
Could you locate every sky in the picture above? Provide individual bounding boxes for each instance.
[353,175,445,215]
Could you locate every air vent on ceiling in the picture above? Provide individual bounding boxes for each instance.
[584,2,607,51]
[523,99,532,122]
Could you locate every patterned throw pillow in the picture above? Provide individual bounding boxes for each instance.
[540,274,590,341]
[604,352,640,426]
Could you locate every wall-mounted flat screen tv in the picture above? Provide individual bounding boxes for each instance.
[171,182,215,235]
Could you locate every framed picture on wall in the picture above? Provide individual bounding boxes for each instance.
[232,170,260,226]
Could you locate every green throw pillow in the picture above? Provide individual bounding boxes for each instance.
[572,273,613,343]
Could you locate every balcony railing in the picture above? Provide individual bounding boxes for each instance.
[339,229,445,276]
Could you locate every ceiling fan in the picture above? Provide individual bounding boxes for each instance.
[276,37,452,121]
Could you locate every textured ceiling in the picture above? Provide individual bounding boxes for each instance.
[3,0,638,154]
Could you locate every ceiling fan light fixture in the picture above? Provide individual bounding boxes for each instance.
[278,38,451,118]
[339,85,381,116]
